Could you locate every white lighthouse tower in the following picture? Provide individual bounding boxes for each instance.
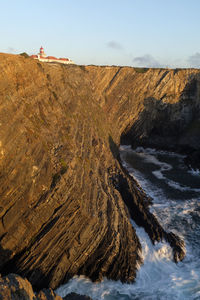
[38,46,46,58]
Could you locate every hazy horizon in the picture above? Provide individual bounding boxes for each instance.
[1,0,200,68]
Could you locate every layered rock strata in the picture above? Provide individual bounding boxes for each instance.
[0,273,62,299]
[0,54,199,290]
[0,273,91,299]
[116,69,200,169]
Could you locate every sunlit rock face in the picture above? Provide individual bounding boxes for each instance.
[0,54,199,290]
[0,273,62,299]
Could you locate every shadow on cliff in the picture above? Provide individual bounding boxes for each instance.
[120,76,200,168]
[1,257,52,292]
[0,240,13,269]
[109,136,120,159]
[0,243,48,290]
[0,236,56,291]
[108,136,186,263]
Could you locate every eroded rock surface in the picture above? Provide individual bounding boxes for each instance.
[63,293,92,300]
[0,54,199,290]
[0,273,61,299]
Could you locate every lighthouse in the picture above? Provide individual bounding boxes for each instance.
[30,47,75,64]
[38,46,46,58]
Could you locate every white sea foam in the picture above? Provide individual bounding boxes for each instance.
[188,168,200,177]
[166,178,200,193]
[152,169,165,179]
[56,220,200,300]
[56,146,200,300]
[133,146,186,158]
[120,145,200,193]
[119,145,132,152]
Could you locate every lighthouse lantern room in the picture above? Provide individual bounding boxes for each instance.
[39,46,46,58]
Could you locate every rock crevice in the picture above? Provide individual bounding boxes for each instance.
[0,54,199,290]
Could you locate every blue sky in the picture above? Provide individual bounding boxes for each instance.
[1,0,200,68]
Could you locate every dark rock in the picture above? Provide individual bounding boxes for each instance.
[114,170,185,263]
[121,78,200,168]
[184,150,200,171]
[37,288,62,300]
[0,273,62,299]
[63,293,92,300]
[166,232,185,262]
[0,273,35,300]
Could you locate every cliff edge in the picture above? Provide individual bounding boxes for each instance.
[0,54,199,290]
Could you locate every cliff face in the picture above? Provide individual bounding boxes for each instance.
[87,65,200,167]
[86,66,200,147]
[0,54,141,289]
[0,54,199,290]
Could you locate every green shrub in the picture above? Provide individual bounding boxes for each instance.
[19,52,29,58]
[51,173,61,189]
[134,67,149,73]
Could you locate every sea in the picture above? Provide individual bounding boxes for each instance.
[56,145,200,300]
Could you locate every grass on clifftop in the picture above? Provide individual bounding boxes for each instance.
[134,67,149,73]
[19,52,29,58]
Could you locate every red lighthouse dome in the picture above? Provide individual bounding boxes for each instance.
[39,46,46,58]
[40,46,44,54]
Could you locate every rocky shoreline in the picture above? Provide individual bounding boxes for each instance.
[0,54,199,296]
[0,273,92,299]
[0,273,62,300]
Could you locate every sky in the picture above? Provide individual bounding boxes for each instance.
[1,0,200,68]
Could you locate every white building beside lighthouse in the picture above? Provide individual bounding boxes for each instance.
[30,46,75,64]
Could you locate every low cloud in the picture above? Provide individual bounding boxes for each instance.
[107,41,123,50]
[133,54,162,68]
[7,47,17,53]
[187,53,200,68]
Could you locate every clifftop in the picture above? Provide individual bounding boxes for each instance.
[0,53,199,290]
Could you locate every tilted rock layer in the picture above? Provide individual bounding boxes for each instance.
[0,54,199,290]
[0,273,62,299]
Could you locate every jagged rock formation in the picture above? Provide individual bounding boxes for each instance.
[0,273,62,299]
[0,54,199,291]
[63,293,92,300]
[0,273,91,299]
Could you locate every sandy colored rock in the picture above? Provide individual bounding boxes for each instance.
[0,273,62,299]
[0,54,199,290]
[0,273,35,299]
